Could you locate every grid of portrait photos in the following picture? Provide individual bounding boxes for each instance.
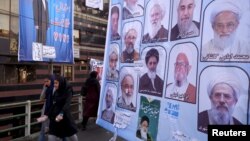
[96,0,250,141]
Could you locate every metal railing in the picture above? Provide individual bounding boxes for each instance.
[0,94,83,141]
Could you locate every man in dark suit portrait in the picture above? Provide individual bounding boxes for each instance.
[198,72,243,133]
[111,6,121,41]
[139,48,164,96]
[142,2,168,43]
[170,0,200,41]
[33,0,49,45]
[166,52,196,103]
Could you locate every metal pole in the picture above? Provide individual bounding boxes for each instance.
[25,100,31,136]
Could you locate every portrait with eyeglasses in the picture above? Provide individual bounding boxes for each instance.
[165,43,197,104]
[117,67,137,112]
[201,0,250,62]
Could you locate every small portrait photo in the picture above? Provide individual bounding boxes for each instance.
[123,0,144,20]
[101,83,117,124]
[136,115,153,141]
[110,4,121,41]
[121,21,142,63]
[170,0,201,41]
[138,46,166,97]
[142,0,170,44]
[136,96,160,141]
[165,42,198,104]
[106,43,120,81]
[201,0,250,62]
[117,67,137,112]
[198,66,249,133]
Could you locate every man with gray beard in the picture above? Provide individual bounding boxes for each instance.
[121,28,139,63]
[106,44,119,81]
[202,0,250,61]
[198,72,242,133]
[170,0,200,41]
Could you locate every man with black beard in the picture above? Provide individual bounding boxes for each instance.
[106,44,119,81]
[121,28,139,63]
[170,0,200,41]
[117,69,136,111]
[198,72,242,133]
[139,48,164,96]
[202,0,250,61]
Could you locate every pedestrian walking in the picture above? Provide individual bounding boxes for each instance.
[81,71,101,130]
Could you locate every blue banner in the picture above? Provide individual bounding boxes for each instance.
[96,0,250,141]
[18,0,74,63]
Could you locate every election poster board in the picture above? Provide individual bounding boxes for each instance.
[96,0,250,140]
[18,0,74,63]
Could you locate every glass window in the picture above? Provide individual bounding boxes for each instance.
[53,66,62,76]
[0,0,10,14]
[73,29,80,45]
[0,14,10,38]
[10,16,19,54]
[18,65,36,83]
[11,0,19,14]
[64,66,73,81]
[0,65,36,84]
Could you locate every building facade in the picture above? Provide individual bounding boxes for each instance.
[0,0,108,103]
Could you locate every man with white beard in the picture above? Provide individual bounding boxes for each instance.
[121,28,139,63]
[101,87,115,123]
[142,2,168,43]
[198,72,243,133]
[170,0,200,41]
[166,52,196,103]
[202,0,250,61]
[117,70,136,111]
[139,48,164,96]
[106,44,119,81]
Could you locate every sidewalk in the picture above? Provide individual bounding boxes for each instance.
[77,120,125,141]
[20,119,126,141]
[14,119,126,141]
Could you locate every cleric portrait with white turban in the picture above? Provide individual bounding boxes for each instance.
[106,43,119,81]
[117,67,137,112]
[201,0,250,61]
[198,69,245,133]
